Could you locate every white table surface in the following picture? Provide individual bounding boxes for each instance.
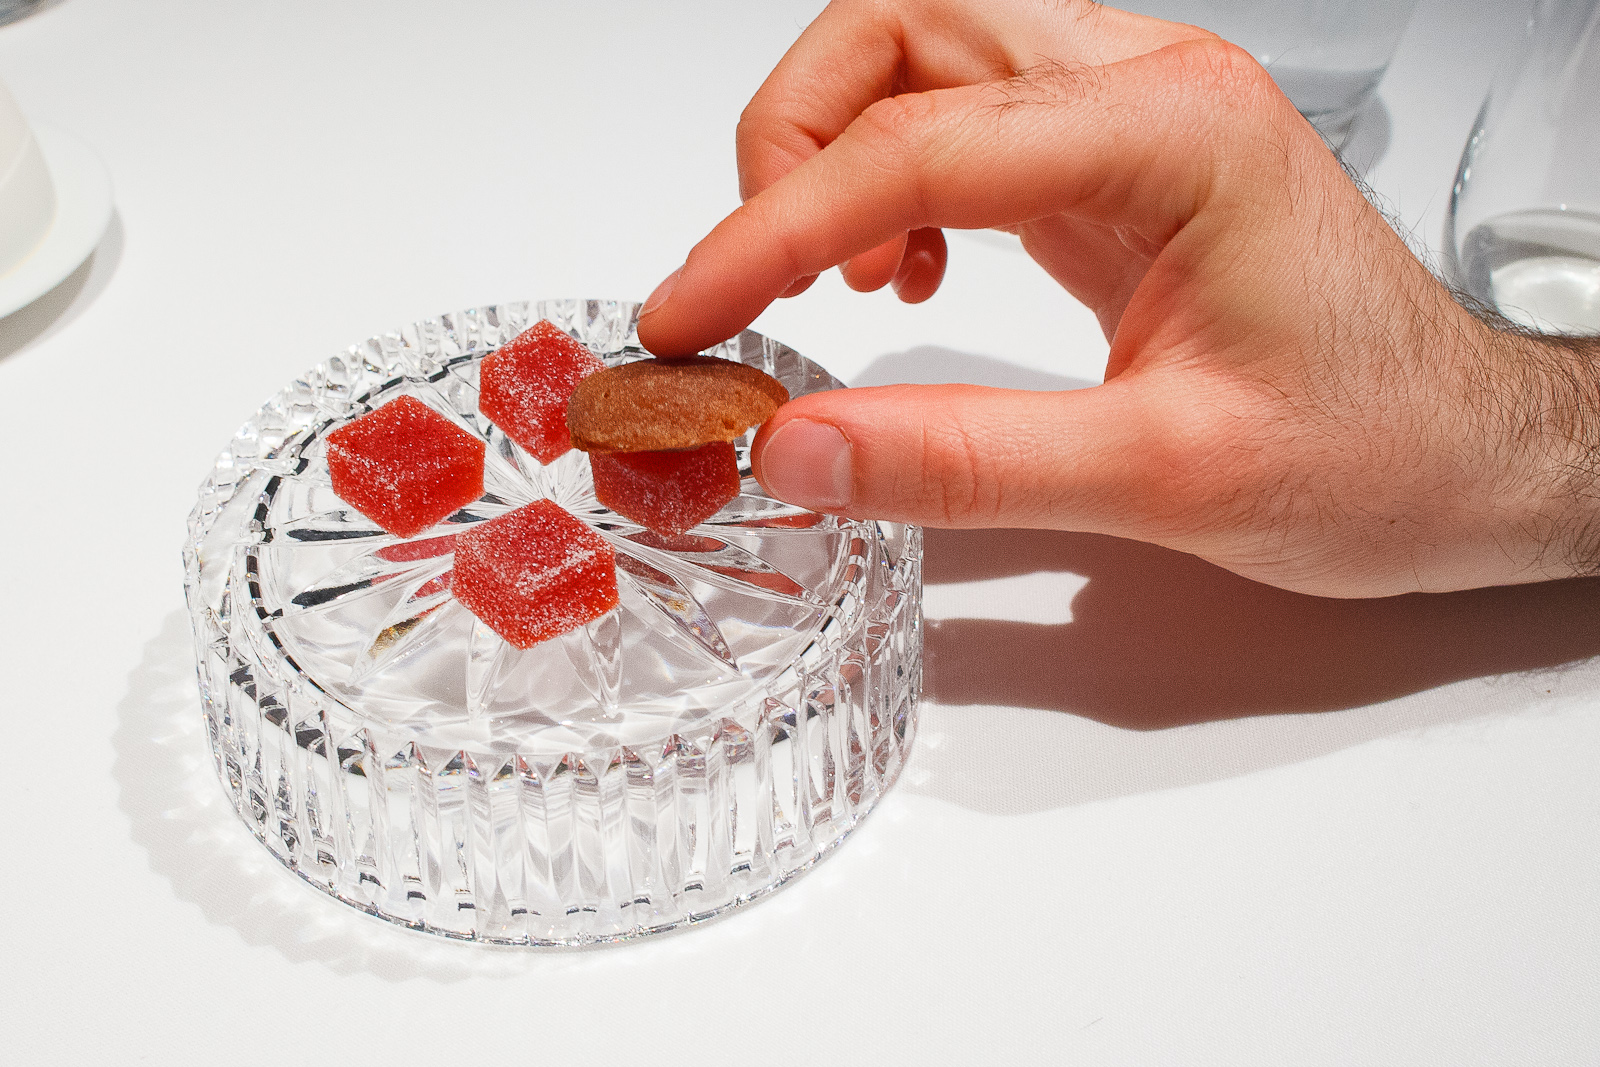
[1,1,1596,1063]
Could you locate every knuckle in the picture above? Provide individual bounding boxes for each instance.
[1157,37,1304,188]
[734,98,790,155]
[767,227,814,292]
[1181,38,1280,109]
[909,407,1005,526]
[844,93,939,221]
[851,92,938,157]
[734,110,816,198]
[733,106,764,157]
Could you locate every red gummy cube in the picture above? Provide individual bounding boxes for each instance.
[452,499,618,648]
[479,320,604,464]
[589,441,741,536]
[374,533,456,564]
[327,396,485,538]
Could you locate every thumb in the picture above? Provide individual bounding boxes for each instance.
[751,382,1164,531]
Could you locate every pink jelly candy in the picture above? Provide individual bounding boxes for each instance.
[589,441,741,536]
[479,320,604,464]
[327,396,485,538]
[452,499,619,648]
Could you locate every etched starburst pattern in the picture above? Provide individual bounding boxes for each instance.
[184,299,922,945]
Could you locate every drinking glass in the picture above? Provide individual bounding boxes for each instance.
[1108,0,1418,145]
[1447,0,1600,334]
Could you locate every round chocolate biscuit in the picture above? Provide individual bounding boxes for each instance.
[567,355,790,453]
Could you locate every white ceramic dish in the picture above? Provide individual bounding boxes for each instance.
[0,124,113,319]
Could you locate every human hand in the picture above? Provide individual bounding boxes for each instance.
[634,0,1600,597]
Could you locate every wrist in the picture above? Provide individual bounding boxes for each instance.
[1471,317,1600,583]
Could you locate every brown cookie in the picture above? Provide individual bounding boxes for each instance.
[567,355,790,453]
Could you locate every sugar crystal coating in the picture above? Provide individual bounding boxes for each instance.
[452,499,619,648]
[479,320,604,464]
[589,442,742,536]
[327,396,485,538]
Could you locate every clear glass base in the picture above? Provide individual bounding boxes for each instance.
[1457,210,1600,334]
[184,299,923,946]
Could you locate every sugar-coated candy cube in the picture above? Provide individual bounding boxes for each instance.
[479,320,604,464]
[589,442,741,536]
[452,499,618,648]
[327,396,485,538]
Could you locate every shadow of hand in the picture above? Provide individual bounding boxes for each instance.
[924,528,1600,729]
[903,528,1600,814]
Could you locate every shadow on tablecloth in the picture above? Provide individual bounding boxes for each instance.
[0,210,123,364]
[907,527,1600,814]
[111,612,564,981]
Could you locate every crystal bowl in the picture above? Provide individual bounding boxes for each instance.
[183,299,923,946]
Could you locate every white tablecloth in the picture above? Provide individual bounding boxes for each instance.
[1,1,1595,1063]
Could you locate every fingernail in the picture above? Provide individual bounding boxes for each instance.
[760,419,853,510]
[640,267,681,317]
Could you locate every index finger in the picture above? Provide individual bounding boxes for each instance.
[640,37,1290,356]
[736,0,1210,200]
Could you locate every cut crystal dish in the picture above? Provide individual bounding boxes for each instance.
[183,299,923,946]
